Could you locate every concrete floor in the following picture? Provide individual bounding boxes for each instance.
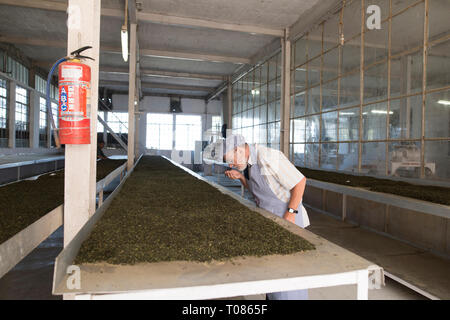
[0,227,63,300]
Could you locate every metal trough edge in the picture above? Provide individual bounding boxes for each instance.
[52,155,142,295]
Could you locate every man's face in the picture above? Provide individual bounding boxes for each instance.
[99,142,105,149]
[224,145,247,171]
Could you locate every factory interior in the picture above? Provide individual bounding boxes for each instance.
[0,0,449,302]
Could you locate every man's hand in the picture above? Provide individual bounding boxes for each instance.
[225,169,244,180]
[283,211,296,224]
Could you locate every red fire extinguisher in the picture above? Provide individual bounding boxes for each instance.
[57,46,94,144]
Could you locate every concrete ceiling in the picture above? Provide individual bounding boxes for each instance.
[0,0,330,99]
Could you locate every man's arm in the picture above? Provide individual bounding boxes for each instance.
[283,177,306,223]
[224,169,248,189]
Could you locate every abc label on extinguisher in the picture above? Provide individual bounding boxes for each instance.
[58,62,91,144]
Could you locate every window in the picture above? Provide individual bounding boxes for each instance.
[175,115,202,151]
[97,111,104,133]
[232,52,282,150]
[146,113,173,150]
[15,85,29,147]
[212,115,221,132]
[7,57,29,86]
[107,112,128,134]
[0,78,7,147]
[50,101,58,147]
[39,97,47,147]
[35,75,47,95]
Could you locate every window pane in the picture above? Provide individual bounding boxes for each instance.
[292,118,306,143]
[340,72,360,108]
[391,2,424,55]
[322,80,339,111]
[292,91,306,118]
[307,87,320,114]
[425,140,450,180]
[339,107,360,141]
[363,102,388,141]
[390,50,423,98]
[294,38,308,68]
[147,113,173,150]
[15,85,29,147]
[322,48,339,82]
[361,142,386,175]
[425,89,450,139]
[175,114,202,151]
[364,21,388,66]
[308,57,321,87]
[306,115,320,142]
[0,78,8,147]
[389,94,422,140]
[320,143,337,170]
[338,142,359,173]
[364,62,388,103]
[292,143,305,167]
[322,111,338,142]
[389,141,421,179]
[427,40,450,90]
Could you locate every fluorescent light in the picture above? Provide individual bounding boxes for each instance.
[340,112,355,115]
[371,110,393,114]
[438,100,450,106]
[251,89,260,95]
[121,26,128,62]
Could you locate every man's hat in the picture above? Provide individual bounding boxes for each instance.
[222,134,246,157]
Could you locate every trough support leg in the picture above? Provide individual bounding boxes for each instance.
[356,269,369,300]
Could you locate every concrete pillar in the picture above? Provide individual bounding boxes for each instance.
[46,99,52,148]
[64,0,101,247]
[227,76,232,130]
[103,111,108,146]
[29,91,40,148]
[7,81,15,148]
[127,23,137,170]
[138,110,146,153]
[134,112,140,158]
[280,28,291,157]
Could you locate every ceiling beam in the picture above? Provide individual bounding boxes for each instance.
[100,80,214,92]
[0,35,250,64]
[0,0,283,37]
[139,48,250,64]
[108,89,208,100]
[127,0,137,25]
[0,0,122,18]
[141,92,208,100]
[137,11,284,37]
[100,67,226,81]
[32,62,228,81]
[141,82,213,92]
[0,36,65,49]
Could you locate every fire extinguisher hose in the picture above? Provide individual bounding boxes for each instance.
[46,57,67,149]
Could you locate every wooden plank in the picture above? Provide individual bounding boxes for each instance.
[307,179,450,219]
[0,205,63,279]
[127,23,137,171]
[52,155,142,295]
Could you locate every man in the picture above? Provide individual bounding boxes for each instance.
[97,141,108,160]
[222,134,309,300]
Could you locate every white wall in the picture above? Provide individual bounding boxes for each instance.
[112,94,223,148]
